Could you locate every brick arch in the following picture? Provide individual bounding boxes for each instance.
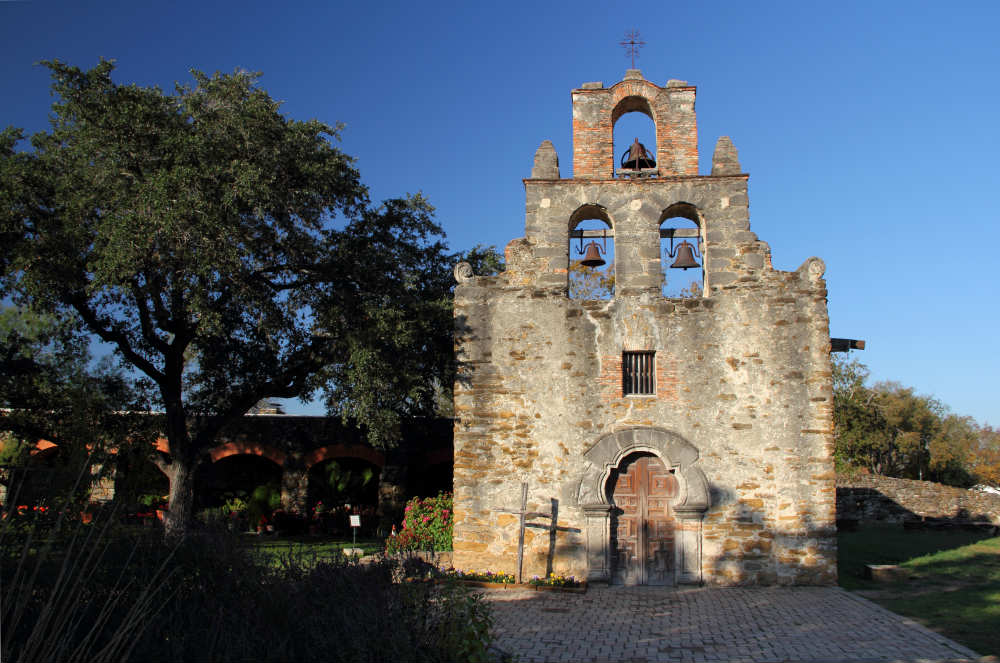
[305,444,385,470]
[611,94,658,170]
[577,427,709,515]
[611,94,656,126]
[208,441,286,467]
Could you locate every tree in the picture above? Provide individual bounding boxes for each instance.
[0,305,153,509]
[569,259,614,299]
[972,425,1000,487]
[831,356,891,473]
[1,60,454,537]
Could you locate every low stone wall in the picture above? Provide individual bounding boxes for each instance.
[837,473,1000,524]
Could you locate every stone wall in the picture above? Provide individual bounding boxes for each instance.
[837,474,1000,524]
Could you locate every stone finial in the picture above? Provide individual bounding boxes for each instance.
[797,257,826,283]
[666,79,689,88]
[711,136,741,176]
[580,81,603,90]
[531,140,560,179]
[453,262,474,284]
[624,69,644,80]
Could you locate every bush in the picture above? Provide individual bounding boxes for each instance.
[1,501,492,662]
[386,492,452,554]
[1,503,175,663]
[137,532,492,662]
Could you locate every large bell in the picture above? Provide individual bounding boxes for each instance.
[620,138,656,170]
[669,241,700,270]
[579,241,606,268]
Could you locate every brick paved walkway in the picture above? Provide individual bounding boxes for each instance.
[481,585,982,663]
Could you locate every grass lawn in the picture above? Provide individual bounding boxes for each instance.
[248,535,385,562]
[839,526,1000,656]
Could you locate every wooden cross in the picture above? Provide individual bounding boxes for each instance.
[526,497,581,578]
[620,30,645,69]
[496,483,581,583]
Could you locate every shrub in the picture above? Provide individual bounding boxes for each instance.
[1,502,175,663]
[386,492,452,554]
[137,532,492,662]
[2,507,493,662]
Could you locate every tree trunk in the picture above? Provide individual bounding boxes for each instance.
[163,456,197,540]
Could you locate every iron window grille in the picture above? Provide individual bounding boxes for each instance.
[622,351,655,396]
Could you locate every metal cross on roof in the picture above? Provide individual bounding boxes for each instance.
[620,30,645,69]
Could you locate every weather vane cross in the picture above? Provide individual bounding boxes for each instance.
[620,30,645,69]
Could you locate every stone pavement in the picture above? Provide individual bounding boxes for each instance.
[480,585,983,663]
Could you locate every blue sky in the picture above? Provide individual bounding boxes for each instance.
[3,0,999,426]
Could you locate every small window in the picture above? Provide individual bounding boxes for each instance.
[622,351,655,396]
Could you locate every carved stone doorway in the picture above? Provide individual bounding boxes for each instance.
[608,452,678,586]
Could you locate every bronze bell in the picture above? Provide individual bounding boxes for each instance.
[579,241,606,268]
[669,241,700,270]
[620,138,656,170]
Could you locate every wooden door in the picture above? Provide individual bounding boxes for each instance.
[610,454,677,585]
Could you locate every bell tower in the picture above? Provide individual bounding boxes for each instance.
[571,69,699,180]
[452,70,837,587]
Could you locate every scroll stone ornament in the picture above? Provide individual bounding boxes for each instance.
[454,262,474,284]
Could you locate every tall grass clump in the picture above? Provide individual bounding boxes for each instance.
[2,476,493,662]
[1,478,175,663]
[136,536,493,662]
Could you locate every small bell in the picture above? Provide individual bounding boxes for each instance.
[579,241,606,268]
[669,240,700,270]
[620,138,656,170]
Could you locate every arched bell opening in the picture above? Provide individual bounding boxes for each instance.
[568,204,615,300]
[605,451,679,586]
[659,203,704,298]
[612,96,657,179]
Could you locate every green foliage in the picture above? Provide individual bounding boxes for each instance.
[1,60,457,534]
[568,258,614,300]
[137,493,167,509]
[247,482,281,527]
[322,459,373,494]
[528,572,583,588]
[460,244,505,277]
[438,568,515,584]
[386,492,453,554]
[831,356,980,486]
[1,508,494,662]
[0,432,31,467]
[0,305,155,470]
[0,502,175,663]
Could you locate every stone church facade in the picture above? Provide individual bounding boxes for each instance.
[451,70,837,585]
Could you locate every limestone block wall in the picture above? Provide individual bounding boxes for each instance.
[453,177,836,585]
[837,474,1000,524]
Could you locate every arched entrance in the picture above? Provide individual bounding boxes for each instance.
[608,452,678,585]
[576,428,709,585]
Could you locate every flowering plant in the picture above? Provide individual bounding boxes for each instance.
[529,572,582,588]
[438,567,515,584]
[385,492,452,554]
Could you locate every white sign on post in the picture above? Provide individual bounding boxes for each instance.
[349,514,361,547]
